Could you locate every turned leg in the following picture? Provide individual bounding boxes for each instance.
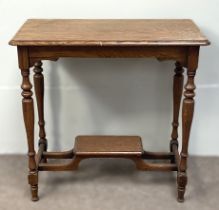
[33,61,47,163]
[21,68,39,201]
[177,47,199,202]
[170,62,184,163]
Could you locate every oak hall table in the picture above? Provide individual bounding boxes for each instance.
[9,19,209,202]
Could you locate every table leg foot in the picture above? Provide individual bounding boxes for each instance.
[28,172,39,201]
[177,171,187,202]
[31,185,39,201]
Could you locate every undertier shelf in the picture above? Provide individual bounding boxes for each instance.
[74,135,143,157]
[38,135,179,172]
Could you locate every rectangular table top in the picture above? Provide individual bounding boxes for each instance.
[9,19,209,47]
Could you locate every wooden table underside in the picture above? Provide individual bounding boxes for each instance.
[10,19,209,202]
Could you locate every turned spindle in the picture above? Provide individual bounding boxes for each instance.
[170,62,184,162]
[21,68,39,201]
[177,47,199,202]
[33,61,47,163]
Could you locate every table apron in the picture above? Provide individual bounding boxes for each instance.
[26,46,189,66]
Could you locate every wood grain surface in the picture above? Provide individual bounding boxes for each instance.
[74,136,143,156]
[9,19,209,46]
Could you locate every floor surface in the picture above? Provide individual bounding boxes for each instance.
[0,155,218,210]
